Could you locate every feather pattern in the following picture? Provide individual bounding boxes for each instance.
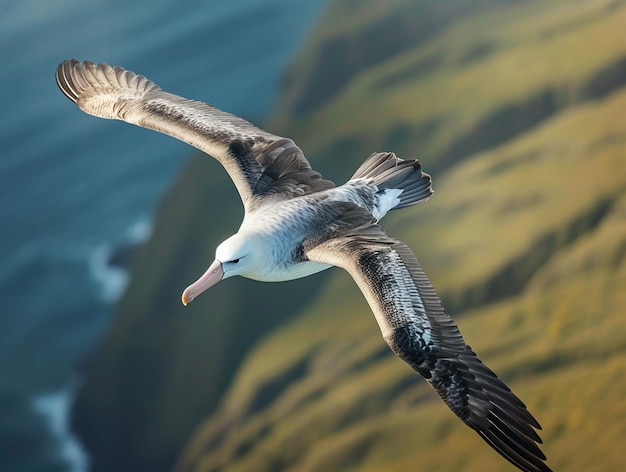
[306,225,551,472]
[55,59,334,209]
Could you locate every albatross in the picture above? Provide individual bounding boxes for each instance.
[56,59,551,472]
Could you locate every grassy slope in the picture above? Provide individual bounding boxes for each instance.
[175,0,626,471]
[273,0,626,170]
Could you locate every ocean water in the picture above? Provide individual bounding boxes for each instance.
[0,1,325,470]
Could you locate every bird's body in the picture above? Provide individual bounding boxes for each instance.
[217,173,408,282]
[56,59,551,472]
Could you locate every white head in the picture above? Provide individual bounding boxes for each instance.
[181,233,260,305]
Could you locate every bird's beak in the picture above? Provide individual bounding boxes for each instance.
[181,259,224,306]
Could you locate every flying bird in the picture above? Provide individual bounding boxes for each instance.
[56,59,551,472]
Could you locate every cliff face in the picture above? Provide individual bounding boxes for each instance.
[73,1,626,471]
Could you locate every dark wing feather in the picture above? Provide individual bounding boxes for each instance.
[55,60,334,209]
[306,225,551,472]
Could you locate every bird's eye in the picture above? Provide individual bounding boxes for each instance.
[232,258,240,264]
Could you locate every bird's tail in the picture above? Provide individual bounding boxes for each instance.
[350,152,433,209]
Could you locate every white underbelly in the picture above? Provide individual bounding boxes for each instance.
[246,260,333,282]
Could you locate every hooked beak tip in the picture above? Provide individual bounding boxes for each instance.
[180,260,224,307]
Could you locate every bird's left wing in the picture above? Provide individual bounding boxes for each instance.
[55,60,334,209]
[305,225,551,472]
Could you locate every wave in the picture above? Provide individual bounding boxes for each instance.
[31,380,89,472]
[89,245,128,303]
[126,217,152,244]
[89,216,153,303]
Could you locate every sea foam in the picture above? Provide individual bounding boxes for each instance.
[32,382,89,472]
[89,217,153,302]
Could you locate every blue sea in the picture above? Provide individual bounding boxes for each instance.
[0,1,325,470]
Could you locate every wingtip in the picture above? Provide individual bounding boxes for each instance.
[56,59,81,104]
[54,59,162,118]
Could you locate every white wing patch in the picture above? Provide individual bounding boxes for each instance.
[372,188,403,221]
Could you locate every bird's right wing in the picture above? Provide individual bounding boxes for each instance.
[55,60,334,209]
[305,224,551,472]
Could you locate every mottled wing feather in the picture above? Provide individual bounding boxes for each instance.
[306,225,551,472]
[55,59,334,208]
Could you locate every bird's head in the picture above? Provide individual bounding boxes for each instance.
[181,233,258,305]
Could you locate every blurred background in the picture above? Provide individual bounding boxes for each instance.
[2,0,626,471]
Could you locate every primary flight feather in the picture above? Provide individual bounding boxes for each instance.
[56,59,551,472]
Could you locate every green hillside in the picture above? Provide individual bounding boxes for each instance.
[72,0,626,471]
